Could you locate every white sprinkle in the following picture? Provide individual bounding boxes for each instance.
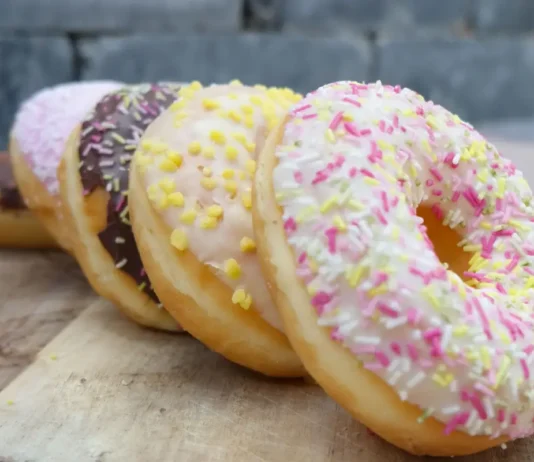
[406,371,425,388]
[116,258,127,269]
[442,405,461,415]
[388,370,402,386]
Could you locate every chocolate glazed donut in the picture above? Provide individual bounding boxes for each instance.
[0,151,57,248]
[59,83,183,331]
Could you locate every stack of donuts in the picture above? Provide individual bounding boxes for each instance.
[4,78,534,456]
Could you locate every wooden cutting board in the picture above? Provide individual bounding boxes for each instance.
[1,138,534,462]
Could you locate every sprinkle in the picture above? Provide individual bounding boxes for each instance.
[180,209,197,225]
[225,146,239,160]
[240,237,256,252]
[207,205,223,218]
[224,259,242,279]
[200,216,218,229]
[188,141,201,155]
[201,178,218,190]
[170,229,188,251]
[210,130,226,145]
[241,191,252,209]
[232,288,252,310]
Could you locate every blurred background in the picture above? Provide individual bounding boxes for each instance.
[1,0,534,149]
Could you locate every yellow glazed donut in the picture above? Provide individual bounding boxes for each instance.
[130,81,305,376]
[253,81,534,455]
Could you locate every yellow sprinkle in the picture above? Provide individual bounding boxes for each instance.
[241,105,253,114]
[296,205,316,223]
[426,114,439,129]
[225,146,239,161]
[244,116,255,128]
[347,200,364,211]
[245,159,256,175]
[222,168,235,179]
[479,221,493,230]
[307,285,317,296]
[49,354,58,360]
[494,355,512,389]
[452,325,468,337]
[232,132,247,144]
[207,205,223,218]
[238,170,247,180]
[368,284,388,297]
[202,146,215,159]
[224,258,242,279]
[149,140,168,154]
[332,215,347,231]
[241,191,252,209]
[202,98,220,110]
[159,158,178,172]
[167,150,183,167]
[180,209,197,225]
[377,140,394,151]
[325,129,336,143]
[230,79,242,86]
[250,95,263,106]
[402,109,416,117]
[200,216,218,229]
[227,110,242,123]
[135,154,152,167]
[210,130,226,145]
[224,180,238,194]
[156,196,169,210]
[6,400,14,406]
[201,177,217,191]
[320,196,338,213]
[363,177,380,187]
[159,178,175,193]
[422,287,440,309]
[190,81,203,90]
[170,229,188,251]
[202,167,212,177]
[452,114,462,124]
[342,113,354,121]
[432,373,449,387]
[169,100,185,112]
[147,184,159,201]
[168,192,185,207]
[188,141,202,155]
[240,237,256,252]
[346,266,366,287]
[231,288,251,309]
[245,142,256,154]
[254,84,267,91]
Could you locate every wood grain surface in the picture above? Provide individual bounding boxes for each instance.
[0,250,89,391]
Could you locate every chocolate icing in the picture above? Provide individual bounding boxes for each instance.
[0,151,26,210]
[78,83,180,302]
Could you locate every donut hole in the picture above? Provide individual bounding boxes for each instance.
[416,204,472,282]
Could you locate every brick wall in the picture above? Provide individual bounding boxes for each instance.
[1,0,534,148]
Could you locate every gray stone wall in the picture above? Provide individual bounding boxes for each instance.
[1,0,534,148]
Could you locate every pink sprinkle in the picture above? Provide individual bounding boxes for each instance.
[381,191,389,212]
[406,308,420,325]
[115,195,126,212]
[344,122,359,136]
[349,167,358,178]
[425,179,434,187]
[392,114,399,128]
[311,291,332,310]
[294,104,311,113]
[470,393,487,420]
[506,254,520,272]
[451,191,461,202]
[293,171,303,183]
[297,252,307,264]
[390,342,401,355]
[429,167,443,182]
[431,204,444,221]
[342,97,361,107]
[524,345,534,355]
[302,113,317,120]
[460,389,470,401]
[378,120,386,132]
[334,155,346,167]
[407,343,419,361]
[325,227,338,253]
[375,351,391,367]
[495,282,506,294]
[521,358,530,379]
[497,409,505,423]
[423,327,442,342]
[377,303,398,318]
[361,168,375,178]
[511,413,518,425]
[284,217,297,232]
[444,412,469,436]
[374,208,388,225]
[359,128,372,136]
[393,85,401,93]
[329,111,344,130]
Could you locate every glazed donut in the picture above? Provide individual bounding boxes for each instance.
[253,81,534,455]
[0,151,57,248]
[10,81,123,251]
[59,83,183,332]
[130,81,305,376]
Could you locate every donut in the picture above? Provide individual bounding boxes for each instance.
[130,81,306,376]
[0,151,57,248]
[252,81,534,455]
[9,81,123,251]
[59,83,184,332]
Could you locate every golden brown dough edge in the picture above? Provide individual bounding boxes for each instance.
[251,118,508,456]
[0,209,57,249]
[9,137,72,252]
[58,126,181,332]
[129,153,305,377]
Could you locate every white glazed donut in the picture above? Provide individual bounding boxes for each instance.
[253,81,534,455]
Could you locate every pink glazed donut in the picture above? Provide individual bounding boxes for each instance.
[9,81,123,250]
[253,81,534,456]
